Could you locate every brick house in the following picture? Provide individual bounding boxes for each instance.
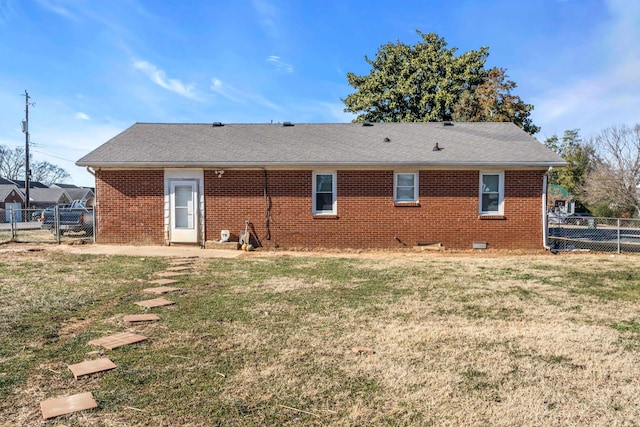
[0,183,26,222]
[76,122,565,250]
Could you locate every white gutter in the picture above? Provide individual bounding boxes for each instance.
[542,172,550,250]
[76,161,568,169]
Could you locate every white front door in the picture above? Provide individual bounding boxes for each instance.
[169,180,198,243]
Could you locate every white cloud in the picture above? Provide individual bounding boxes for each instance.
[0,0,16,24]
[74,112,90,120]
[267,55,293,73]
[252,0,278,35]
[133,60,198,100]
[35,0,80,21]
[210,77,282,111]
[531,0,640,138]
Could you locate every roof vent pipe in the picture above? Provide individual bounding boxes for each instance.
[383,137,391,142]
[282,121,294,127]
[212,122,224,127]
[433,142,442,151]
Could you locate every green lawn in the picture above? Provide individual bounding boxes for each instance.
[1,250,640,426]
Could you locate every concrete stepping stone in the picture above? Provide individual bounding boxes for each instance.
[68,357,117,380]
[155,271,186,278]
[40,392,98,419]
[143,286,180,294]
[166,266,192,271]
[88,332,148,350]
[170,258,195,264]
[123,313,161,323]
[170,262,193,267]
[135,297,175,308]
[148,278,180,286]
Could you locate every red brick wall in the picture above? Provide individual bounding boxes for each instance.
[203,169,546,250]
[95,170,165,244]
[94,168,545,249]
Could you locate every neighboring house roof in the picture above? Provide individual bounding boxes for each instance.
[51,183,79,189]
[0,177,15,185]
[28,188,71,204]
[11,179,49,189]
[65,187,94,201]
[0,184,25,201]
[77,122,566,169]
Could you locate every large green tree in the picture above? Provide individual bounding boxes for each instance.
[544,129,594,197]
[342,31,539,134]
[453,67,539,134]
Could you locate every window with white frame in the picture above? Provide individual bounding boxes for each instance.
[394,172,418,203]
[479,171,504,215]
[312,172,336,214]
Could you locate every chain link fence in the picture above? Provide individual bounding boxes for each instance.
[0,206,94,244]
[548,216,640,253]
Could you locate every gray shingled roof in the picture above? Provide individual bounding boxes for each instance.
[28,188,71,204]
[77,122,566,168]
[0,184,24,201]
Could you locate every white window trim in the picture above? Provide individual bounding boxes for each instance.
[312,171,337,215]
[394,171,419,203]
[479,171,505,215]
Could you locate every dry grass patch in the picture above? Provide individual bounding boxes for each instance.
[1,249,640,425]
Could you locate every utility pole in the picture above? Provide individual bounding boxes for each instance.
[21,90,32,209]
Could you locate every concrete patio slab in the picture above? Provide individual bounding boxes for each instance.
[41,392,98,419]
[123,313,161,323]
[143,286,181,294]
[148,278,180,286]
[68,358,117,380]
[134,297,175,308]
[88,332,148,350]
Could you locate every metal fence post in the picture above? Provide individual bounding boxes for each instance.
[9,207,15,240]
[55,205,61,244]
[617,219,621,254]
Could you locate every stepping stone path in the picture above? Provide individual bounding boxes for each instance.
[88,332,148,350]
[155,271,186,278]
[166,266,192,271]
[124,313,161,323]
[169,258,195,265]
[134,297,176,308]
[68,358,117,380]
[143,286,181,294]
[40,257,194,420]
[41,392,98,420]
[148,278,180,286]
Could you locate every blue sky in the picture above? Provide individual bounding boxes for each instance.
[0,0,638,187]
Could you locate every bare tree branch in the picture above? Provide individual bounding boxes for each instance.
[583,124,640,216]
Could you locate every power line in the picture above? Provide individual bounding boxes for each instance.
[31,149,77,163]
